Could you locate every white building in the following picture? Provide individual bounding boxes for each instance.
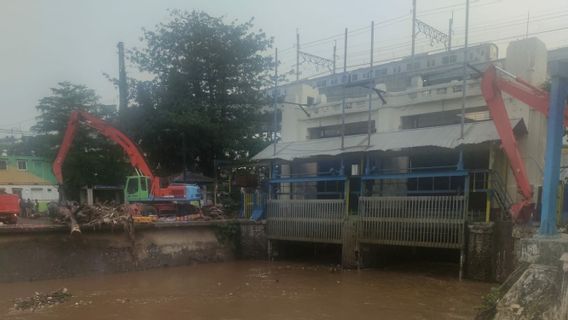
[254,37,551,219]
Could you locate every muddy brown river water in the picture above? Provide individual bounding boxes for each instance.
[0,261,491,320]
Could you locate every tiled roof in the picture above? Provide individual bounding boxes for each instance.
[0,167,53,185]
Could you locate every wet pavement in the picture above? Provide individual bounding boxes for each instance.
[0,261,491,320]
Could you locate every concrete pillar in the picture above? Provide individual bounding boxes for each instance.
[86,187,94,206]
[341,216,358,268]
[467,222,495,281]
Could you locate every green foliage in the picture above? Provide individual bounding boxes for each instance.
[480,287,502,310]
[475,286,503,320]
[28,82,131,199]
[214,221,242,255]
[127,10,273,176]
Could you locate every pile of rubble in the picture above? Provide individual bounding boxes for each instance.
[13,288,71,311]
[76,204,131,226]
[50,202,229,228]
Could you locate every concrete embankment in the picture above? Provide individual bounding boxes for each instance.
[0,220,267,282]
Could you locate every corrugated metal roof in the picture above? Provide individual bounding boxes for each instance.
[252,119,526,161]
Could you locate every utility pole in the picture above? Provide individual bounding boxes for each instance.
[460,0,470,140]
[296,31,300,81]
[411,0,417,69]
[272,48,279,156]
[117,42,128,116]
[448,13,453,51]
[182,133,187,181]
[333,41,337,74]
[525,12,530,39]
[367,21,375,147]
[341,28,348,150]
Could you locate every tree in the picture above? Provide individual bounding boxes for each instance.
[30,82,131,199]
[128,10,273,176]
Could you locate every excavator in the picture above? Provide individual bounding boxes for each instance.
[481,64,567,221]
[53,110,201,216]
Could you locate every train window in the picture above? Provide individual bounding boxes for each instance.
[351,74,358,81]
[406,63,412,71]
[362,73,368,79]
[331,78,337,85]
[342,75,348,83]
[450,55,457,63]
[442,56,449,64]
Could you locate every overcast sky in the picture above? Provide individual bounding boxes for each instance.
[1,0,568,133]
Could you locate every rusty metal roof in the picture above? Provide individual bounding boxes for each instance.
[252,119,526,161]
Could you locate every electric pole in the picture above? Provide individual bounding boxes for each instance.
[296,31,300,81]
[448,13,453,51]
[411,0,417,63]
[117,42,128,117]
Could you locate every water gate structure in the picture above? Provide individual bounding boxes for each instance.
[262,160,515,278]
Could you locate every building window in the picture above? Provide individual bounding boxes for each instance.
[374,68,387,77]
[308,120,376,139]
[17,160,27,171]
[0,160,6,170]
[351,164,360,176]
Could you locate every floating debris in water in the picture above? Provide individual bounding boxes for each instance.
[13,288,71,311]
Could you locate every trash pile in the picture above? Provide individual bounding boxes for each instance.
[75,204,131,226]
[13,288,71,311]
[50,201,229,226]
[201,205,227,220]
[50,202,130,226]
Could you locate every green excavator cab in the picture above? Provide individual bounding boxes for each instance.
[124,175,150,203]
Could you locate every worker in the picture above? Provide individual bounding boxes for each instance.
[26,199,33,217]
[20,196,26,217]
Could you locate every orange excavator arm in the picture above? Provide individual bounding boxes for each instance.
[52,110,161,195]
[481,64,568,220]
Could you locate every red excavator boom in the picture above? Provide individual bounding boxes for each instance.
[52,110,164,196]
[481,64,568,220]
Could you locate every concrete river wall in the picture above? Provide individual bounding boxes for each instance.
[0,221,267,282]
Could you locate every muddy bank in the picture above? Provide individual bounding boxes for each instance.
[0,220,266,282]
[0,261,491,320]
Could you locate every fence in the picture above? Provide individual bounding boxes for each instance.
[358,195,466,249]
[266,199,345,244]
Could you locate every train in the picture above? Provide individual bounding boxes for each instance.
[312,43,499,89]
